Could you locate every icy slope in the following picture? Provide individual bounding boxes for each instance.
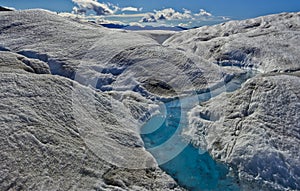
[165,12,300,73]
[0,9,244,99]
[164,11,300,191]
[0,10,155,77]
[0,51,183,190]
[187,73,300,190]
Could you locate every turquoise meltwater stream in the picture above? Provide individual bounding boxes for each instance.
[140,74,256,191]
[141,97,240,191]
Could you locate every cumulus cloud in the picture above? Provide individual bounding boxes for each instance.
[64,4,229,28]
[140,14,157,23]
[72,0,115,15]
[195,9,212,17]
[155,8,192,20]
[140,8,192,23]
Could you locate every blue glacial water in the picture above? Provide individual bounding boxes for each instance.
[141,97,240,191]
[140,73,256,191]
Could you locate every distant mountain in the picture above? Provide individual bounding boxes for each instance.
[98,22,188,31]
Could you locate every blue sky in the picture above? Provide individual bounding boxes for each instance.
[1,0,300,28]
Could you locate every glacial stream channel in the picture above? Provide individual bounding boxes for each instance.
[141,71,256,191]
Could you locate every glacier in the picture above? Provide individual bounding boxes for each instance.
[0,9,299,191]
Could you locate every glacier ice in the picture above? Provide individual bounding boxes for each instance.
[0,9,299,191]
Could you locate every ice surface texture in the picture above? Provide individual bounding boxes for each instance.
[0,9,299,191]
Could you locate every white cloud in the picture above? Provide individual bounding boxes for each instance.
[178,21,192,27]
[140,8,192,23]
[195,9,212,17]
[183,8,192,15]
[95,18,126,25]
[121,7,142,12]
[155,8,192,20]
[72,1,143,15]
[72,0,115,15]
[140,14,157,23]
[72,6,86,15]
[222,16,231,20]
[106,2,120,10]
[63,4,229,29]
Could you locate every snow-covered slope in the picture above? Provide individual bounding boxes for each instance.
[187,73,300,190]
[165,12,300,191]
[164,12,300,73]
[0,10,154,77]
[0,51,183,190]
[0,9,244,99]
